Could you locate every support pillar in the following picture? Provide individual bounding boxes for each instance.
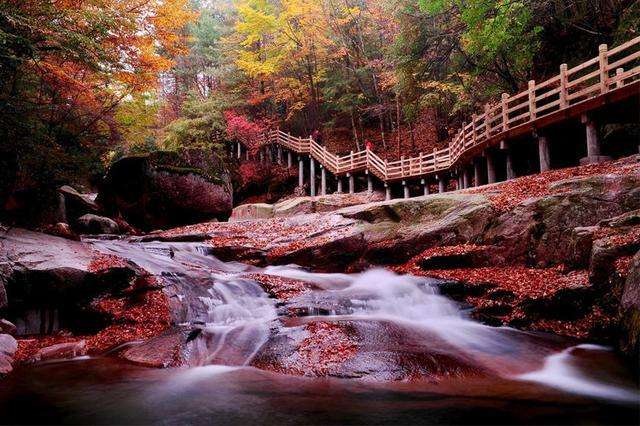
[422,178,429,196]
[259,149,265,164]
[237,142,241,159]
[403,180,410,199]
[337,177,343,194]
[537,134,551,172]
[367,173,373,193]
[503,142,515,180]
[463,168,471,189]
[385,183,391,201]
[277,146,283,164]
[245,148,249,161]
[580,114,610,164]
[486,151,497,184]
[321,167,327,196]
[437,176,446,193]
[457,175,463,190]
[287,151,292,169]
[310,157,316,197]
[298,157,304,188]
[473,159,482,187]
[348,173,355,194]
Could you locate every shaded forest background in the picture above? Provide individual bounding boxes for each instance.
[0,0,638,214]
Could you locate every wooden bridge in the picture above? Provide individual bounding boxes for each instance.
[233,37,640,199]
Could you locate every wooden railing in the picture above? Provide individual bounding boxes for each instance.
[249,37,640,182]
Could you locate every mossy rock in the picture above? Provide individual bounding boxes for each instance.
[97,148,232,230]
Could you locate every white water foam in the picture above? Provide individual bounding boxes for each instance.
[516,344,640,403]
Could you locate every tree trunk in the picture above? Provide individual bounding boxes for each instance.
[351,109,361,151]
[396,94,401,158]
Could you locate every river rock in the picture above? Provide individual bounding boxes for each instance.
[39,222,80,241]
[119,329,185,368]
[97,150,233,230]
[75,214,120,235]
[0,228,138,335]
[58,185,98,221]
[620,250,640,360]
[345,193,495,264]
[0,319,16,335]
[485,172,640,267]
[34,340,87,361]
[0,333,17,357]
[230,203,274,221]
[230,192,386,222]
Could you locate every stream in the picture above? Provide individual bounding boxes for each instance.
[0,239,638,425]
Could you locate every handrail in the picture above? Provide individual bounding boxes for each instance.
[238,36,640,182]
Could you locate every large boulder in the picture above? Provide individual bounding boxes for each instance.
[485,173,640,266]
[0,333,17,376]
[342,193,495,264]
[75,214,120,235]
[621,250,640,361]
[58,185,98,222]
[97,150,233,230]
[0,228,137,335]
[229,192,385,222]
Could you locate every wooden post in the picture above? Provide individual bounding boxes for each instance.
[401,156,405,176]
[471,114,477,144]
[616,68,624,89]
[321,166,327,196]
[528,80,536,121]
[501,141,516,180]
[348,173,355,194]
[486,151,496,184]
[473,159,482,187]
[463,167,471,189]
[501,93,509,131]
[310,157,316,197]
[537,134,551,172]
[422,178,429,196]
[287,151,292,168]
[298,156,304,188]
[350,151,354,169]
[433,148,438,169]
[559,64,568,108]
[484,104,491,140]
[438,175,446,193]
[419,152,423,174]
[599,44,609,94]
[237,142,242,159]
[402,180,409,199]
[367,172,373,193]
[336,177,343,194]
[385,183,391,201]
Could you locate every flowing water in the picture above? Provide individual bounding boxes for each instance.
[0,240,638,425]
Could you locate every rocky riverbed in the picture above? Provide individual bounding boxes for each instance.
[0,156,638,420]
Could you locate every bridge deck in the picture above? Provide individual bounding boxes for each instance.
[246,37,640,183]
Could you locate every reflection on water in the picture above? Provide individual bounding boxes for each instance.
[0,358,638,426]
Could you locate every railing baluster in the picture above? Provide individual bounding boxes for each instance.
[599,44,609,93]
[528,80,536,121]
[559,64,568,108]
[501,93,509,131]
[484,104,491,139]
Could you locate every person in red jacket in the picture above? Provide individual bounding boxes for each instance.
[365,139,373,151]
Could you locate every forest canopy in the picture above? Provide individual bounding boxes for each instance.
[0,0,638,202]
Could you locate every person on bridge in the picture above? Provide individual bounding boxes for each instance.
[312,129,323,145]
[365,139,373,151]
